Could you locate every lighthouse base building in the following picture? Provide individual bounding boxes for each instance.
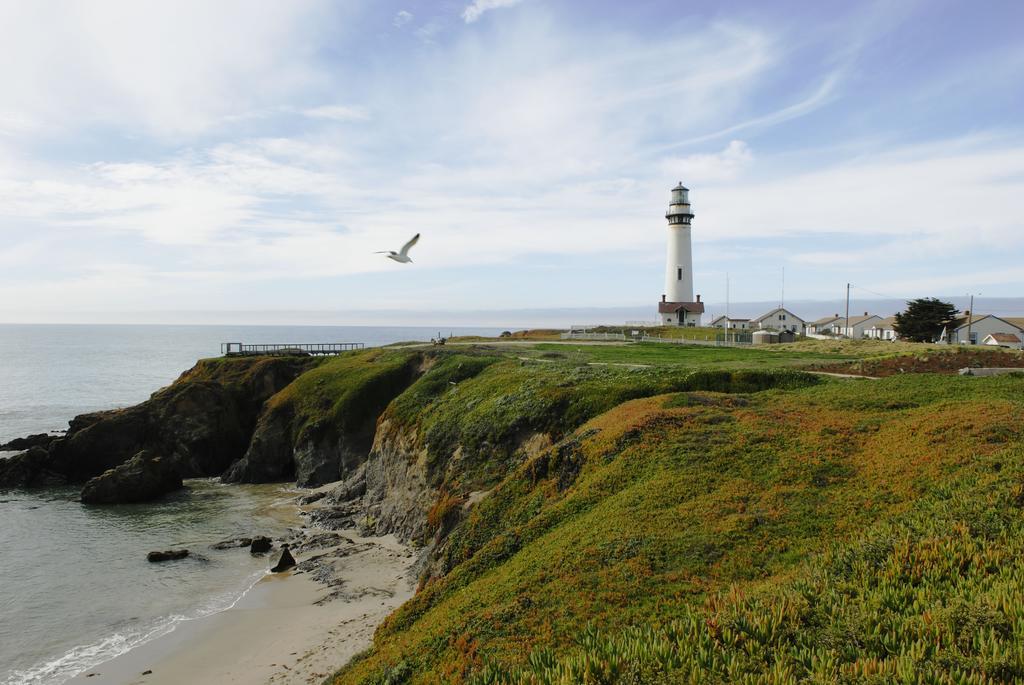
[658,183,704,326]
[658,296,704,326]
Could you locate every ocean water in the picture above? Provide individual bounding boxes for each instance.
[0,481,297,685]
[0,323,501,684]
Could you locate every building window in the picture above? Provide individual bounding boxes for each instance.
[677,268,682,281]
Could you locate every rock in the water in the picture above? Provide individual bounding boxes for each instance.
[147,549,189,562]
[0,446,67,487]
[250,536,273,554]
[270,544,296,573]
[80,450,183,504]
[211,537,253,550]
[0,433,59,452]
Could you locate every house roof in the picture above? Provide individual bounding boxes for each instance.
[658,301,705,314]
[845,314,881,327]
[985,332,1022,344]
[751,307,806,324]
[1001,317,1024,331]
[811,315,841,326]
[948,314,998,331]
[868,316,897,329]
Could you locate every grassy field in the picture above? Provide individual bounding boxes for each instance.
[521,342,856,368]
[330,370,1024,684]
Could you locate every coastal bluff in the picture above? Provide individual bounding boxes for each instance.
[4,343,1024,682]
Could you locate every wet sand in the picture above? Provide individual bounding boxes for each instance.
[69,531,417,685]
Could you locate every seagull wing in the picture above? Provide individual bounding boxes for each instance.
[398,233,420,258]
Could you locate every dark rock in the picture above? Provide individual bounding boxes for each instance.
[211,537,252,550]
[0,433,59,452]
[289,532,352,553]
[270,544,296,573]
[80,451,183,504]
[222,406,295,484]
[7,357,314,489]
[299,491,327,505]
[250,536,273,554]
[147,549,189,562]
[0,446,68,487]
[307,502,361,531]
[327,464,367,503]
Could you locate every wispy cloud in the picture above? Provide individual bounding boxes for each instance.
[462,0,524,24]
[301,104,370,122]
[393,10,413,28]
[661,141,753,183]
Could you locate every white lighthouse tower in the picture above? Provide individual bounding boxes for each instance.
[658,183,704,325]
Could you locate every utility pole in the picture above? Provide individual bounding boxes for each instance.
[845,283,851,338]
[781,267,785,309]
[965,294,975,345]
[725,272,730,343]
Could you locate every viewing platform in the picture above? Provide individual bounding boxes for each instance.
[220,342,365,357]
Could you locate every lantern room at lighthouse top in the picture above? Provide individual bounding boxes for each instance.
[666,183,694,225]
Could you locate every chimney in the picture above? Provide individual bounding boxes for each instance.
[864,311,868,316]
[696,294,701,303]
[662,294,666,302]
[834,313,839,317]
[965,310,971,317]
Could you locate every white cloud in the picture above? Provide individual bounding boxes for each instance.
[393,10,414,28]
[301,105,370,122]
[0,0,344,137]
[661,141,753,183]
[462,0,524,24]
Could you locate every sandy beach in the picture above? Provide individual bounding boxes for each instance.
[68,527,417,685]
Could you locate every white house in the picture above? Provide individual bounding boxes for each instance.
[808,315,842,335]
[709,315,750,330]
[865,316,898,341]
[750,307,805,333]
[940,314,1024,345]
[837,313,882,339]
[983,332,1023,350]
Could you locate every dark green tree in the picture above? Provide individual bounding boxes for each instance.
[893,298,958,342]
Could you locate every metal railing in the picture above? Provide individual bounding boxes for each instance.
[559,331,752,346]
[560,332,628,341]
[221,342,365,356]
[638,334,752,347]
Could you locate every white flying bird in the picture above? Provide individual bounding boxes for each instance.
[376,233,420,263]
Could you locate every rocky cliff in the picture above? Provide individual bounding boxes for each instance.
[224,350,424,487]
[0,355,314,489]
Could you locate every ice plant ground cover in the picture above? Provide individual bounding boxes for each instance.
[325,350,1024,684]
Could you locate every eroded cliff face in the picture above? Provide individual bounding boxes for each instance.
[360,417,434,541]
[224,351,425,488]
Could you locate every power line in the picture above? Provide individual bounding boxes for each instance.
[848,284,912,302]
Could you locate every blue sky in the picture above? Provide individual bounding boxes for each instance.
[0,0,1022,322]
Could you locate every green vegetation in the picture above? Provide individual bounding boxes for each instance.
[525,342,853,368]
[175,354,318,392]
[329,372,1024,684]
[266,349,422,444]
[382,354,817,493]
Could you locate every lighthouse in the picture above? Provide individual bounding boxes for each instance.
[658,183,704,325]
